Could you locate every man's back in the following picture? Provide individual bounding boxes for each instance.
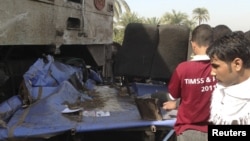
[164,24,214,141]
[168,58,216,134]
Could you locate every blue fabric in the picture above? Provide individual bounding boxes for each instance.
[23,55,83,101]
[84,79,96,90]
[0,95,22,122]
[0,83,175,139]
[0,55,175,140]
[132,82,167,96]
[3,81,91,139]
[88,69,103,83]
[0,82,175,140]
[30,87,58,101]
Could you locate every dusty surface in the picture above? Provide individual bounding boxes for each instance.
[62,85,133,111]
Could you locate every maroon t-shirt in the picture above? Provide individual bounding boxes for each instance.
[168,59,216,135]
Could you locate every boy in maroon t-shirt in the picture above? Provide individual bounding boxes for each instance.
[163,24,215,141]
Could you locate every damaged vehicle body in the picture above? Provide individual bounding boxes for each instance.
[0,0,191,141]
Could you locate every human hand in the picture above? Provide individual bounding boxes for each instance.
[162,100,177,110]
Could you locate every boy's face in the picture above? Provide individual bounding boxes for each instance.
[210,55,241,87]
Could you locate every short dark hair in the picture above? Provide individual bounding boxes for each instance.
[191,24,213,47]
[213,24,232,41]
[206,31,250,68]
[245,30,250,42]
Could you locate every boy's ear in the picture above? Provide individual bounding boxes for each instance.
[233,58,243,71]
[191,41,197,50]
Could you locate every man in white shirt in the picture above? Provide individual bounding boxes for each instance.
[206,31,250,125]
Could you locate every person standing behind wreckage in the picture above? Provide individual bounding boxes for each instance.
[162,24,215,141]
[207,32,250,125]
[212,24,232,42]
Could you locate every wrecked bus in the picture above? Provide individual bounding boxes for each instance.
[0,0,190,141]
